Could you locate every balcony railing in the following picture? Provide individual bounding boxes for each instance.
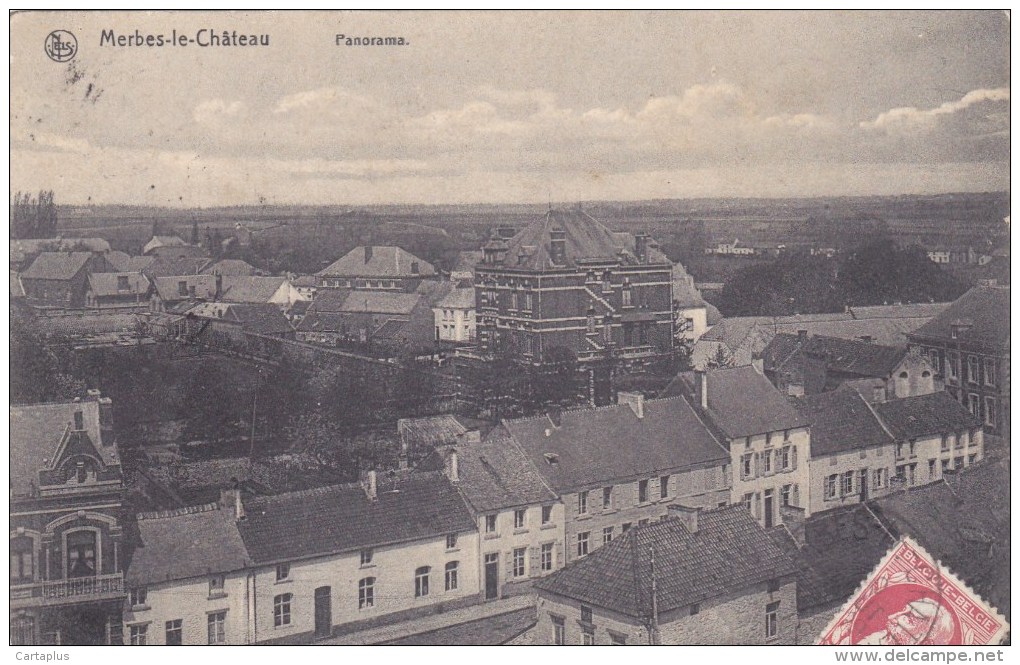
[10,573,125,607]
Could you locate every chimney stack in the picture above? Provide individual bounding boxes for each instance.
[797,329,808,343]
[446,450,460,483]
[694,370,709,409]
[235,487,246,520]
[618,391,645,419]
[215,273,223,300]
[635,233,649,264]
[98,397,115,447]
[668,503,700,533]
[398,436,409,471]
[364,246,374,264]
[549,228,567,266]
[362,469,378,501]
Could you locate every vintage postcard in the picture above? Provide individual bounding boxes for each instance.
[8,10,1009,649]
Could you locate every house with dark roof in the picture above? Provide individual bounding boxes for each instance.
[200,258,258,276]
[140,256,212,278]
[296,289,435,352]
[10,391,126,646]
[907,286,1010,438]
[142,235,210,260]
[490,393,731,566]
[764,332,939,400]
[85,272,151,311]
[317,245,438,292]
[219,275,304,308]
[149,274,220,312]
[20,251,111,308]
[182,302,295,347]
[474,208,676,366]
[534,504,798,645]
[662,366,812,529]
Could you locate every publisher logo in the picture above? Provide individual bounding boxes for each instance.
[44,30,77,62]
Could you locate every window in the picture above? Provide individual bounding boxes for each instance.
[129,586,148,608]
[209,575,225,597]
[275,564,290,582]
[541,505,552,525]
[445,561,459,591]
[984,397,997,427]
[523,293,533,312]
[947,352,959,381]
[659,475,670,499]
[207,612,226,645]
[841,471,854,496]
[768,578,781,593]
[610,632,627,645]
[10,537,34,583]
[414,566,430,597]
[765,601,780,639]
[602,486,613,510]
[621,522,632,533]
[577,532,590,557]
[446,533,458,550]
[968,454,978,465]
[780,484,792,507]
[762,450,773,474]
[360,548,373,566]
[165,620,182,646]
[602,526,614,545]
[779,446,791,470]
[941,435,950,452]
[638,479,649,504]
[825,475,838,500]
[928,459,937,479]
[129,624,148,646]
[873,469,886,489]
[509,547,526,578]
[577,491,588,515]
[954,456,964,470]
[621,288,632,307]
[690,603,700,615]
[552,615,565,645]
[765,432,773,446]
[358,577,375,609]
[967,355,979,384]
[581,604,594,624]
[178,280,188,297]
[969,394,981,418]
[274,593,292,627]
[484,514,497,534]
[741,453,754,479]
[742,492,754,511]
[639,518,649,527]
[117,275,130,291]
[983,358,996,386]
[512,508,526,530]
[541,543,554,572]
[908,440,916,457]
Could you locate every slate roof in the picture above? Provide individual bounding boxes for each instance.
[536,506,797,618]
[500,397,728,493]
[908,286,1010,350]
[434,285,475,310]
[373,318,410,340]
[497,209,669,271]
[318,246,436,278]
[201,259,258,276]
[871,391,981,440]
[219,276,287,303]
[339,291,423,315]
[127,504,250,585]
[399,414,471,449]
[10,238,111,265]
[186,302,293,336]
[237,471,476,564]
[295,310,347,333]
[662,366,809,439]
[291,275,318,287]
[21,252,93,281]
[152,275,219,301]
[305,289,351,312]
[142,256,213,278]
[793,387,895,457]
[764,333,908,379]
[105,250,132,271]
[143,235,188,254]
[415,279,455,306]
[121,256,156,273]
[87,272,151,297]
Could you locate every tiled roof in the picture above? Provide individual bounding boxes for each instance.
[305,289,351,312]
[142,257,213,278]
[662,366,809,439]
[764,333,908,379]
[122,255,156,273]
[237,471,476,564]
[794,387,895,457]
[501,396,728,493]
[340,291,423,315]
[318,246,436,278]
[399,414,470,449]
[434,286,475,310]
[21,252,93,281]
[220,276,287,303]
[871,391,982,441]
[536,506,797,617]
[372,318,410,340]
[908,286,1010,350]
[291,275,318,287]
[497,209,669,271]
[186,302,293,336]
[87,272,151,297]
[415,280,455,306]
[105,251,132,271]
[127,504,250,585]
[152,275,219,301]
[201,259,258,276]
[10,238,110,265]
[295,310,347,333]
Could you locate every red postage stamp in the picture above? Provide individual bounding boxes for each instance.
[818,537,1009,645]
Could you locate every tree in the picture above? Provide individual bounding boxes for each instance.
[10,190,57,239]
[190,220,199,245]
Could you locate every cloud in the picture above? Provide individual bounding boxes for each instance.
[194,99,246,124]
[860,88,1010,133]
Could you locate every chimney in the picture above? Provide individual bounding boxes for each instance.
[459,429,481,445]
[668,503,700,533]
[694,370,709,409]
[618,391,645,419]
[215,273,223,300]
[98,397,115,447]
[73,409,84,431]
[797,329,808,343]
[398,435,409,471]
[362,469,378,500]
[364,246,374,264]
[635,233,649,264]
[86,388,102,402]
[235,488,246,520]
[549,228,567,266]
[446,450,460,483]
[411,261,419,275]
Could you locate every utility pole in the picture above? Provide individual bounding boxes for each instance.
[649,546,661,645]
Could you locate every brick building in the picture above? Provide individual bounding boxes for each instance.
[20,251,111,308]
[907,286,1010,438]
[10,391,126,645]
[534,504,798,645]
[474,208,675,365]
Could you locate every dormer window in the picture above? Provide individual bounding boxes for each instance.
[117,275,130,291]
[73,410,84,431]
[178,281,188,297]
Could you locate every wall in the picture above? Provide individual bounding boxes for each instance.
[476,503,565,599]
[122,571,248,645]
[809,443,897,515]
[729,426,812,526]
[893,430,983,489]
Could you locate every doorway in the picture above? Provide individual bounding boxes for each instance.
[314,586,331,639]
[484,553,499,600]
[763,490,774,529]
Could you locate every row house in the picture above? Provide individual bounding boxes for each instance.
[534,504,798,645]
[419,435,566,601]
[296,289,435,352]
[907,286,1010,438]
[317,246,438,292]
[10,391,126,645]
[123,471,480,644]
[19,251,111,309]
[490,392,732,565]
[84,272,152,311]
[474,208,675,365]
[663,366,812,528]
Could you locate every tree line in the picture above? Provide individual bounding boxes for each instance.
[10,190,58,239]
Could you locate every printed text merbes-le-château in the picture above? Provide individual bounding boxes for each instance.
[99,29,270,48]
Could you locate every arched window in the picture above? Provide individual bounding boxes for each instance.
[10,536,34,583]
[922,371,931,378]
[414,566,430,598]
[444,562,459,591]
[358,577,375,609]
[899,372,909,379]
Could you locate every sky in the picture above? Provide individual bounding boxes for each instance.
[10,10,1011,207]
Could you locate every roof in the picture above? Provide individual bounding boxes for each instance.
[295,310,348,333]
[236,471,476,564]
[127,504,250,585]
[451,250,483,276]
[908,286,1010,350]
[399,414,471,448]
[434,285,475,310]
[495,209,669,271]
[339,291,422,315]
[764,333,908,379]
[291,275,318,287]
[186,302,294,336]
[105,250,132,271]
[219,276,287,303]
[21,252,93,281]
[318,246,436,278]
[121,255,156,272]
[144,457,315,504]
[672,265,706,308]
[415,279,455,306]
[143,235,188,254]
[201,259,257,276]
[662,366,809,439]
[152,275,219,301]
[142,256,213,277]
[10,270,25,298]
[871,391,982,440]
[536,506,797,617]
[500,396,728,492]
[10,238,110,265]
[87,272,151,297]
[794,387,895,457]
[10,399,120,496]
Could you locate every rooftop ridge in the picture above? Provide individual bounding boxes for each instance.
[137,501,222,521]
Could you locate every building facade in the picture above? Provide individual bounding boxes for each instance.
[317,246,438,292]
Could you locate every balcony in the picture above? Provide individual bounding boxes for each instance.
[10,573,125,608]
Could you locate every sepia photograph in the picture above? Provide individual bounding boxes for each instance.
[8,9,1010,651]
